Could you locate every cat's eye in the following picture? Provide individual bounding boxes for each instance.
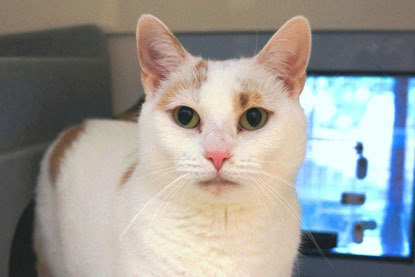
[239,107,267,130]
[173,106,200,129]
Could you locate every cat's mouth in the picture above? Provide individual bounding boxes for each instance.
[199,176,238,195]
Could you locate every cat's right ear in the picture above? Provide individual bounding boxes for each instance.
[254,16,312,99]
[136,14,190,95]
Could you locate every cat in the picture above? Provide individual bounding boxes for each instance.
[34,14,311,276]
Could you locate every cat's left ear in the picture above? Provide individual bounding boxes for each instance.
[255,16,311,99]
[136,14,190,95]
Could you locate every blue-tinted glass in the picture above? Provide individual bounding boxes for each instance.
[298,75,415,258]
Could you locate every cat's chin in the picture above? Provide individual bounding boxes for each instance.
[199,176,238,195]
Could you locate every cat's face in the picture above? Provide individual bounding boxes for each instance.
[136,15,311,203]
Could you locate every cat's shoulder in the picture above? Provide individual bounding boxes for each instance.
[47,119,138,186]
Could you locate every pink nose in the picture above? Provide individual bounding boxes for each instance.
[205,151,230,171]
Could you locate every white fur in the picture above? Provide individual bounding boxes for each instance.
[35,15,310,277]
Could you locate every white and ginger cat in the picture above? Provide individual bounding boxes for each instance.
[34,14,311,276]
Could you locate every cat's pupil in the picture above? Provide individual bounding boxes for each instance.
[246,108,262,127]
[178,107,194,125]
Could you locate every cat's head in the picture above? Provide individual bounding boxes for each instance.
[136,15,311,204]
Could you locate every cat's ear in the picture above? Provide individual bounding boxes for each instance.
[255,16,311,99]
[136,14,190,95]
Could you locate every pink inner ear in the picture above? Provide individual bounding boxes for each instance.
[136,15,188,94]
[255,16,311,97]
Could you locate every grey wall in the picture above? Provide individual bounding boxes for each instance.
[0,26,112,276]
[4,1,415,35]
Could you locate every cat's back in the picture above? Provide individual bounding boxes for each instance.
[41,119,138,190]
[34,119,138,276]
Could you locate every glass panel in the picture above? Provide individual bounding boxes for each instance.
[298,75,415,259]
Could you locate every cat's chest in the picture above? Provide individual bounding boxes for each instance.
[120,202,280,276]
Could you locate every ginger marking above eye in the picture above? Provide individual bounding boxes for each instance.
[240,93,249,109]
[234,91,263,114]
[156,80,189,110]
[156,59,208,110]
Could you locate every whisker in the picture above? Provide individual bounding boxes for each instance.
[252,152,313,164]
[144,178,187,241]
[160,179,188,217]
[133,153,178,164]
[254,170,296,189]
[248,182,277,256]
[251,159,289,165]
[119,174,188,239]
[138,165,177,180]
[140,168,178,188]
[253,177,293,254]
[226,205,238,277]
[254,176,335,271]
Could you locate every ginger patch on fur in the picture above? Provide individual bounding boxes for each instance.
[234,91,263,114]
[49,124,85,186]
[119,161,138,187]
[35,250,53,277]
[118,112,140,122]
[193,59,208,86]
[156,60,208,110]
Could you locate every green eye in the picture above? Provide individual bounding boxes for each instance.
[240,108,267,130]
[173,106,200,128]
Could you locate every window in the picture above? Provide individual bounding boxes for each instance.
[298,74,415,259]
